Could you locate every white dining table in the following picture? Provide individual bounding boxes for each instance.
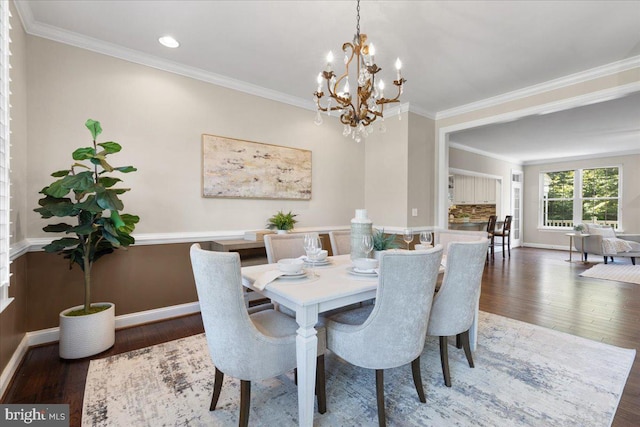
[241,253,479,427]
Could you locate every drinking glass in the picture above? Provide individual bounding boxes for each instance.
[304,233,321,277]
[361,235,374,258]
[419,231,432,247]
[403,228,413,250]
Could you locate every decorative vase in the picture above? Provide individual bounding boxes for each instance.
[351,209,373,260]
[59,302,115,359]
[276,229,289,234]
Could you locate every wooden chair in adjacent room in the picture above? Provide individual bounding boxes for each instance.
[486,215,497,260]
[189,244,327,426]
[493,215,513,258]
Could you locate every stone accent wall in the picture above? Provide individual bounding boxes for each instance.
[449,204,496,222]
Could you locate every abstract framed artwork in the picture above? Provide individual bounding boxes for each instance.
[202,134,312,199]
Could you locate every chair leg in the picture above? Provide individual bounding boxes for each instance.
[507,233,511,257]
[502,236,506,258]
[459,330,475,368]
[411,357,426,403]
[316,355,327,414]
[210,368,224,411]
[375,369,386,427]
[239,380,251,427]
[455,334,462,349]
[438,336,451,387]
[632,257,636,266]
[584,252,588,262]
[604,256,608,264]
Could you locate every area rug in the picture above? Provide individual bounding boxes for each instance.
[82,312,635,426]
[580,263,640,285]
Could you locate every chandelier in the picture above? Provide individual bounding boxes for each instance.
[313,0,406,142]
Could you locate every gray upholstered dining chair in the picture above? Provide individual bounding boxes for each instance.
[323,247,443,427]
[329,230,351,255]
[264,233,308,264]
[189,244,326,426]
[427,239,489,387]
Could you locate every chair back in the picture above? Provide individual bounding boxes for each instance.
[335,247,443,369]
[435,230,488,256]
[329,230,351,256]
[487,215,497,234]
[189,244,295,379]
[264,233,308,263]
[427,239,489,336]
[502,215,513,233]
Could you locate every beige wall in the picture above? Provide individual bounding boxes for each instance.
[364,111,409,227]
[25,36,366,238]
[407,113,436,227]
[523,154,640,248]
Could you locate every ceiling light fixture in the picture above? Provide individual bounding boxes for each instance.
[313,0,405,142]
[158,36,180,48]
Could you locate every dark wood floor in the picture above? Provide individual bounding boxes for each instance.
[2,247,639,426]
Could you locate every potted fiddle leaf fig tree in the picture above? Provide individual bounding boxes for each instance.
[34,119,139,359]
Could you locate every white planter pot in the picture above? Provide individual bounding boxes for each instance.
[276,230,289,234]
[59,302,115,359]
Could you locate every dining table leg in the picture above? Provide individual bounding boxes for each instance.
[295,306,319,427]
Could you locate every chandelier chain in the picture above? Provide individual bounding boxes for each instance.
[356,0,360,38]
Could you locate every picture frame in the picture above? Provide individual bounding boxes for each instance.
[202,134,312,200]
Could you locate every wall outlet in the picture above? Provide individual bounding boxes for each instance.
[412,208,418,217]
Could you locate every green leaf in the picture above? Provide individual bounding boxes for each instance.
[110,210,125,229]
[72,147,96,160]
[98,176,122,188]
[75,195,103,214]
[44,180,71,198]
[115,166,137,173]
[96,189,124,211]
[51,170,70,178]
[72,162,91,170]
[85,119,102,140]
[35,198,76,217]
[43,237,81,253]
[101,229,121,247]
[69,222,95,236]
[97,142,121,154]
[43,223,73,233]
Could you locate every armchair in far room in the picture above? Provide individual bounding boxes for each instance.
[574,223,640,265]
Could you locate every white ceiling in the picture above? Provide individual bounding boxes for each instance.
[15,0,640,164]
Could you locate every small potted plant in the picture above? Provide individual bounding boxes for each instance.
[460,213,471,223]
[372,228,399,260]
[34,119,139,359]
[266,210,297,233]
[573,224,586,234]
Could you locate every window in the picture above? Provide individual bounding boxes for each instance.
[0,0,11,313]
[540,166,621,230]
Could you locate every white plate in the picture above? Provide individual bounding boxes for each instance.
[347,267,378,277]
[304,259,330,266]
[278,271,307,279]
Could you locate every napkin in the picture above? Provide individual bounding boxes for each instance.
[254,270,286,290]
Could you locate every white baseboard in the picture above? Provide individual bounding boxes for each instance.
[522,242,568,251]
[0,301,202,398]
[0,335,29,400]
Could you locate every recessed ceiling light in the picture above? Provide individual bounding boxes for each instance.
[158,36,179,48]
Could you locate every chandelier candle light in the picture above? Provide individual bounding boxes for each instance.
[313,0,406,142]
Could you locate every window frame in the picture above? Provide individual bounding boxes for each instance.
[538,165,622,231]
[0,0,11,313]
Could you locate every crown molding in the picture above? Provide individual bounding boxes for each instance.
[522,148,640,166]
[436,56,640,120]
